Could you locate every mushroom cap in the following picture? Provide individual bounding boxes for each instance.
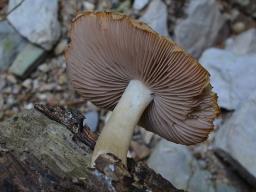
[65,11,220,145]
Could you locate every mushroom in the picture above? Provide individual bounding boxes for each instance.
[65,12,220,166]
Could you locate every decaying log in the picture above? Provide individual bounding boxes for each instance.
[0,104,183,192]
[0,151,90,191]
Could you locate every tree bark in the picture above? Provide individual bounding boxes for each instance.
[0,104,183,192]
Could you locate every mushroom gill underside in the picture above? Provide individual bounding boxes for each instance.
[66,12,219,145]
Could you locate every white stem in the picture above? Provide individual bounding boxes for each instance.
[91,80,153,166]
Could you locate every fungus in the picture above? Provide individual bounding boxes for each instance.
[65,12,220,166]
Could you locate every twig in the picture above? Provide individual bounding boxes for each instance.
[34,104,98,150]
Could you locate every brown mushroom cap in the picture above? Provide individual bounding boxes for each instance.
[65,11,220,145]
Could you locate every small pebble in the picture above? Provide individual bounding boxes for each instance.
[229,9,240,21]
[38,63,50,73]
[6,96,15,106]
[58,74,67,85]
[24,103,34,109]
[3,87,12,94]
[54,39,68,55]
[21,79,32,89]
[12,85,21,95]
[133,0,149,11]
[198,160,207,169]
[232,22,245,33]
[72,177,79,183]
[83,2,95,10]
[32,79,40,90]
[39,83,57,92]
[6,75,17,84]
[83,111,99,132]
[36,93,48,101]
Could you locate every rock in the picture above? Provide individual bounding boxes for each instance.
[82,1,95,10]
[187,161,215,192]
[231,22,245,34]
[130,141,151,161]
[140,0,168,36]
[9,43,46,78]
[6,74,17,84]
[0,21,27,70]
[225,28,256,55]
[24,103,33,110]
[140,128,154,144]
[174,0,226,58]
[133,0,149,11]
[199,48,256,110]
[115,0,131,12]
[214,91,256,186]
[6,96,16,107]
[39,83,62,92]
[12,85,21,95]
[229,9,240,21]
[21,79,32,89]
[7,0,61,50]
[58,74,67,85]
[147,140,197,190]
[148,139,249,191]
[83,111,99,132]
[38,63,50,73]
[54,39,68,55]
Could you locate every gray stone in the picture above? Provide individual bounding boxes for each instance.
[21,78,32,89]
[38,63,50,73]
[133,0,149,11]
[115,0,131,12]
[214,91,256,186]
[231,22,245,34]
[147,140,215,191]
[82,1,95,10]
[215,182,239,192]
[148,139,247,191]
[83,111,99,132]
[199,48,256,110]
[9,43,45,78]
[187,161,215,192]
[54,39,68,56]
[140,0,168,36]
[0,21,27,70]
[225,28,256,55]
[7,0,61,50]
[174,0,226,58]
[148,140,192,190]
